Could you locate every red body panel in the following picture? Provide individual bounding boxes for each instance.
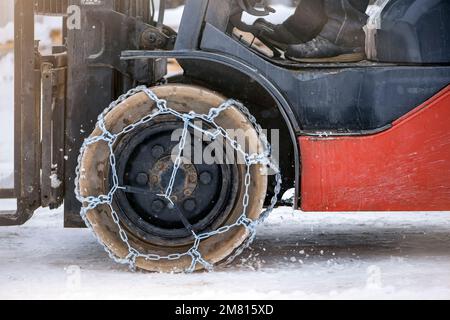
[299,86,450,212]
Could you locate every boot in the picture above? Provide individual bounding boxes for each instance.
[286,0,369,63]
[285,36,365,62]
[253,18,303,51]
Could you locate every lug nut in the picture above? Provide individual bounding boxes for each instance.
[183,199,196,212]
[199,172,212,185]
[188,173,197,183]
[136,173,149,185]
[151,145,165,158]
[152,199,165,213]
[150,175,159,184]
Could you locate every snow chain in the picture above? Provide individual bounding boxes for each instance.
[74,86,282,273]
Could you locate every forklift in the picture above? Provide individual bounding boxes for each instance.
[1,0,449,272]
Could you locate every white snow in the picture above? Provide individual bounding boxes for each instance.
[0,17,61,188]
[165,6,185,31]
[34,16,63,53]
[282,188,295,203]
[50,173,63,189]
[0,16,62,47]
[0,52,14,188]
[0,22,13,44]
[0,208,450,300]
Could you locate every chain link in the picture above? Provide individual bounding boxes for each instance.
[75,85,282,273]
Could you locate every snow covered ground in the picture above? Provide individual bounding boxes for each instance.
[1,5,450,301]
[0,208,449,300]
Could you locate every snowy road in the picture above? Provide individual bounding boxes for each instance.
[0,207,449,300]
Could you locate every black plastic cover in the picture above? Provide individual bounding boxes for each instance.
[375,0,450,63]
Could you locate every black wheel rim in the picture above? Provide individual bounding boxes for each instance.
[111,120,240,247]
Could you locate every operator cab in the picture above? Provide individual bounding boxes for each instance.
[229,0,450,68]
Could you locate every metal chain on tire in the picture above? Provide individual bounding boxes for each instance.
[74,85,282,273]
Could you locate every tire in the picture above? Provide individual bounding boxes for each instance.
[78,85,268,272]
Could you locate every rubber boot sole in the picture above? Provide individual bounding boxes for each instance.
[286,52,366,63]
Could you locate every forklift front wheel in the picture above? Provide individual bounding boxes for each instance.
[78,85,268,272]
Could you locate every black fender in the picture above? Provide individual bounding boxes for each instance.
[122,50,301,208]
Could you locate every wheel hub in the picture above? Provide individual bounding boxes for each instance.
[149,155,198,201]
[112,121,238,246]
